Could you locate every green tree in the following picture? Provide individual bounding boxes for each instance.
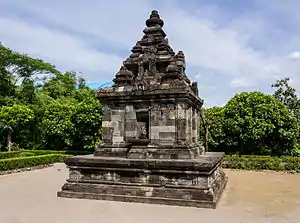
[200,106,226,151]
[16,78,37,104]
[0,43,60,105]
[77,75,87,90]
[0,105,35,151]
[0,122,12,151]
[40,101,75,150]
[42,71,77,99]
[271,77,300,121]
[71,97,102,150]
[75,86,97,102]
[0,44,103,152]
[0,43,59,83]
[205,92,300,156]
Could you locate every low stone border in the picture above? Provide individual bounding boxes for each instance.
[0,164,54,176]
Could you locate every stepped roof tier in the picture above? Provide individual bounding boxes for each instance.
[97,10,203,108]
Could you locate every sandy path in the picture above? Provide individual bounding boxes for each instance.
[0,163,299,223]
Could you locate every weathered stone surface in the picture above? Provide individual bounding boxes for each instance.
[58,10,227,209]
[58,153,227,208]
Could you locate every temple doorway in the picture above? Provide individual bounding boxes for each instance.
[136,111,149,139]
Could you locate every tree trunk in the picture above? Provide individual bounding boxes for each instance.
[200,111,209,152]
[204,124,209,152]
[7,132,12,152]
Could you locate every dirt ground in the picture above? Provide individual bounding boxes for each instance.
[0,163,299,223]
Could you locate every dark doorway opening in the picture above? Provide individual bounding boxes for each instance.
[136,111,149,139]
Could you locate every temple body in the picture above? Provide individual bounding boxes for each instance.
[58,10,227,209]
[96,10,203,159]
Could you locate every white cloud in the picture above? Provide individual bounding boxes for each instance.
[2,1,270,79]
[0,17,123,82]
[231,77,250,88]
[289,52,300,59]
[1,0,300,106]
[6,0,151,50]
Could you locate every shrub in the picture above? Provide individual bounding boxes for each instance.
[0,150,62,160]
[0,154,70,171]
[0,150,22,159]
[28,149,93,156]
[18,151,36,157]
[0,149,92,160]
[223,155,300,171]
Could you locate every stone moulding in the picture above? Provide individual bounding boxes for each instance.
[57,152,228,209]
[97,91,204,111]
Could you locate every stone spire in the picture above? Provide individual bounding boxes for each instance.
[113,66,133,86]
[140,10,167,46]
[114,10,196,92]
[176,51,191,84]
[145,10,164,27]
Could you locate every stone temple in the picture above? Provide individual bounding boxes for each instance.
[58,10,228,209]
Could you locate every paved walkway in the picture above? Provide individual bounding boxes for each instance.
[0,163,300,223]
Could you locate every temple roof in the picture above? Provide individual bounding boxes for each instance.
[146,10,164,27]
[110,10,199,97]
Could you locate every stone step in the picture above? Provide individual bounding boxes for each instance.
[61,182,215,201]
[57,190,218,209]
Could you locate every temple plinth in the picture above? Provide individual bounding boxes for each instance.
[57,10,228,209]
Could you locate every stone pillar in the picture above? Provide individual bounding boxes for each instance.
[195,110,199,144]
[150,104,161,145]
[187,106,192,144]
[192,109,197,143]
[176,102,187,145]
[111,108,125,145]
[101,105,113,145]
[124,105,138,142]
[157,103,176,145]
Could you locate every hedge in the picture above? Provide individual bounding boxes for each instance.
[223,155,300,171]
[0,154,70,172]
[0,150,64,160]
[1,151,300,172]
[0,149,93,160]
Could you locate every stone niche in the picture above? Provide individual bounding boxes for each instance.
[57,10,228,209]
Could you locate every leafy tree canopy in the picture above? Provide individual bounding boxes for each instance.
[0,43,60,106]
[272,77,300,122]
[204,91,300,156]
[0,44,101,151]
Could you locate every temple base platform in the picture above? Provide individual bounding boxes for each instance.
[57,152,228,209]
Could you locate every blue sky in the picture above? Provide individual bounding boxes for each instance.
[1,0,300,107]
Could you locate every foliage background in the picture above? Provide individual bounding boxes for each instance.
[1,43,300,157]
[0,43,102,151]
[201,90,300,156]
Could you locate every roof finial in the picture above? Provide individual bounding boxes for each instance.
[146,10,164,27]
